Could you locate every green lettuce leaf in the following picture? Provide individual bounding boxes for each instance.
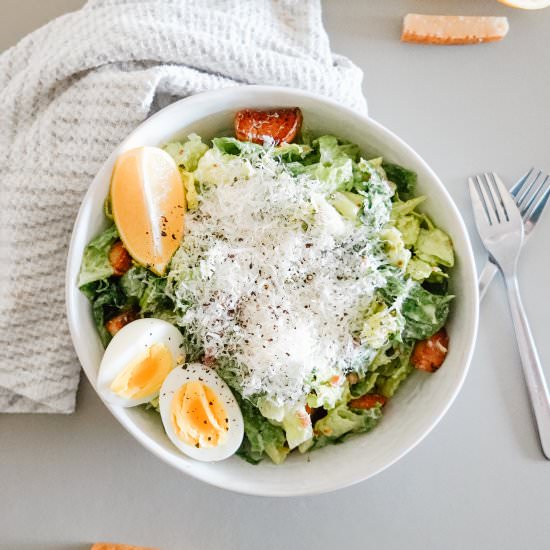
[350,372,379,398]
[402,283,453,340]
[236,396,289,465]
[374,344,414,398]
[89,280,128,347]
[299,135,361,192]
[312,403,382,450]
[163,133,209,172]
[406,257,446,282]
[317,135,360,164]
[120,267,175,320]
[306,157,354,192]
[390,196,426,220]
[331,191,361,220]
[415,227,455,268]
[78,225,118,288]
[212,137,263,157]
[395,215,421,247]
[273,143,313,162]
[382,162,417,198]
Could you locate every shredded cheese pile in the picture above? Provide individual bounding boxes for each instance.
[168,153,390,407]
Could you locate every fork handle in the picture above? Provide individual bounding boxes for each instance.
[504,274,550,459]
[479,259,499,301]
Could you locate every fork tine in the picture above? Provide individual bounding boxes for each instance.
[469,176,491,227]
[490,172,523,226]
[511,167,534,197]
[524,175,550,226]
[516,170,542,209]
[521,174,549,221]
[472,175,494,225]
[487,172,509,222]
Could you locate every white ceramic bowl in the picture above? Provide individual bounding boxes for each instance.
[66,86,479,496]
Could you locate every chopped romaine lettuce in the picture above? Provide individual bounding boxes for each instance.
[237,396,289,464]
[273,142,313,162]
[212,136,264,157]
[360,301,404,349]
[331,191,361,219]
[375,345,414,398]
[163,133,208,172]
[350,372,379,398]
[194,148,254,186]
[390,196,426,220]
[402,283,453,340]
[78,225,118,287]
[120,266,174,320]
[90,280,128,347]
[282,406,313,449]
[406,257,434,281]
[258,399,314,449]
[382,162,417,198]
[380,226,411,270]
[407,257,446,282]
[415,227,455,268]
[312,403,382,450]
[307,157,354,192]
[360,170,393,229]
[308,372,347,410]
[297,135,363,193]
[395,215,421,247]
[317,135,360,164]
[180,170,198,210]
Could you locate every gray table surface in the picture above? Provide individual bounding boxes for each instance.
[2,1,550,549]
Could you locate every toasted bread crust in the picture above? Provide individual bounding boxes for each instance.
[401,14,509,45]
[401,30,505,45]
[91,544,160,550]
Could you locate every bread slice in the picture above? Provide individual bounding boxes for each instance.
[91,544,159,550]
[402,14,509,45]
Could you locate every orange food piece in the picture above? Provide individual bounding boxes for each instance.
[411,328,449,373]
[349,394,387,409]
[498,0,550,9]
[105,309,139,337]
[401,14,509,45]
[108,240,133,276]
[110,147,186,276]
[234,108,302,144]
[91,544,159,550]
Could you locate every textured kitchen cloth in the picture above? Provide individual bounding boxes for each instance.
[0,0,366,413]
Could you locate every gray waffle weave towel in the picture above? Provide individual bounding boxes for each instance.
[0,0,366,413]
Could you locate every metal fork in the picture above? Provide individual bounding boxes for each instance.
[469,173,550,459]
[479,168,550,300]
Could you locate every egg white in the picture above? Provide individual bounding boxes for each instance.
[159,363,244,462]
[97,318,185,407]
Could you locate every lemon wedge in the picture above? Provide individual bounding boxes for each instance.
[110,146,186,275]
[497,0,550,8]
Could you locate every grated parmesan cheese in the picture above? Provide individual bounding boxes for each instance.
[167,152,394,407]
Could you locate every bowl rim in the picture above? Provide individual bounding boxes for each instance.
[66,84,479,497]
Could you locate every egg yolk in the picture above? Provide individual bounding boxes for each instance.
[170,381,229,448]
[110,343,174,399]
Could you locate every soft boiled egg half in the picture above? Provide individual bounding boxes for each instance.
[159,363,244,462]
[97,318,185,407]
